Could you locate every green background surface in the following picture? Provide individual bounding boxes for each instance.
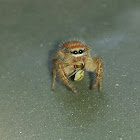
[0,0,140,140]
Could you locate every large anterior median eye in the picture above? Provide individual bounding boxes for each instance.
[73,50,78,54]
[79,49,83,54]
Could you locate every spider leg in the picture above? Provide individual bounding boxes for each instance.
[93,57,104,91]
[52,62,57,89]
[57,59,77,94]
[52,50,64,89]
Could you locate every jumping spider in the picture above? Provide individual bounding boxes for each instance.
[52,40,104,94]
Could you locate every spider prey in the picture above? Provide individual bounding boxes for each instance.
[52,40,104,94]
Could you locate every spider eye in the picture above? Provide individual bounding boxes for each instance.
[79,50,83,54]
[73,50,78,54]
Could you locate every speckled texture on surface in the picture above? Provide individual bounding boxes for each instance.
[0,0,140,140]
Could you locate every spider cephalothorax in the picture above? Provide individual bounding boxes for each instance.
[52,40,104,93]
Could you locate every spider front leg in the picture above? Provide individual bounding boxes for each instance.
[93,57,104,91]
[57,59,77,94]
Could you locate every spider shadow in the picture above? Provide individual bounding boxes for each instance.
[52,83,106,128]
[88,71,96,90]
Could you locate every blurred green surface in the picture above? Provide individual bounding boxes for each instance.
[0,0,140,140]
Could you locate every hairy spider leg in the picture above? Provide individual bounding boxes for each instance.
[93,57,104,91]
[52,50,64,89]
